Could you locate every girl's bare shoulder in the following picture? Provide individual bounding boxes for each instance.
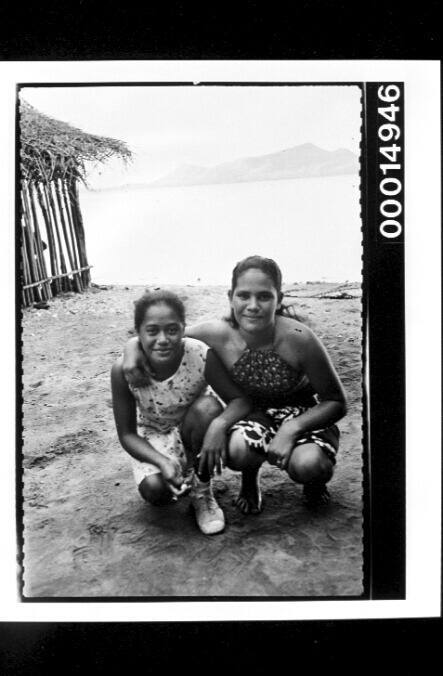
[111,355,124,377]
[275,315,314,346]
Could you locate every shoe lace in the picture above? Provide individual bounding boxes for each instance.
[195,490,218,514]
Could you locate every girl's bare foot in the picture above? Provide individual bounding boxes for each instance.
[234,469,263,514]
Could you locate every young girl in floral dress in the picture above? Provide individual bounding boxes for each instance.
[112,289,251,534]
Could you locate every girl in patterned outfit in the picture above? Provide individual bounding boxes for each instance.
[111,290,251,535]
[123,257,347,515]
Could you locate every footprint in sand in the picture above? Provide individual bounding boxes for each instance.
[87,523,119,554]
[72,523,118,569]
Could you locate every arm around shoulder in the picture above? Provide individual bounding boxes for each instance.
[122,335,141,366]
[186,320,229,350]
[122,335,151,387]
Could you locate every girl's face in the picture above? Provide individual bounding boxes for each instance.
[229,268,282,334]
[138,302,185,369]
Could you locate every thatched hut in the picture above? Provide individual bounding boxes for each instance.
[19,99,131,306]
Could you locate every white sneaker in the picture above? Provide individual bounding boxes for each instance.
[190,476,225,535]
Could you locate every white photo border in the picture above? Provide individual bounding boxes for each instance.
[1,59,441,621]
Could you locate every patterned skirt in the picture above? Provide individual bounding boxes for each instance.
[230,405,339,464]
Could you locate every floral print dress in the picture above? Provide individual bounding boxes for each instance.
[127,337,209,486]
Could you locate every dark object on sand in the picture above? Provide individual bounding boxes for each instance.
[321,292,356,300]
[285,283,359,301]
[91,283,113,291]
[33,301,50,310]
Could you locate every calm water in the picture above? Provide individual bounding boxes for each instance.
[79,175,361,285]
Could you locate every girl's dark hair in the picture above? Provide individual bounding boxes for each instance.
[230,255,283,295]
[227,255,288,327]
[134,290,185,331]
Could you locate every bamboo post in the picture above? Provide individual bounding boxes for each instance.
[21,217,35,305]
[22,182,49,302]
[28,181,52,301]
[19,179,32,306]
[21,189,42,302]
[54,179,82,293]
[43,181,69,292]
[61,178,83,291]
[68,176,90,287]
[36,182,62,295]
[21,242,32,306]
[46,181,70,292]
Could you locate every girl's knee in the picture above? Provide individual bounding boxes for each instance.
[226,430,264,471]
[183,395,223,431]
[181,396,223,449]
[193,394,223,420]
[138,475,171,505]
[287,444,334,484]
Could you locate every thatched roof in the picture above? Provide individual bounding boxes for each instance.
[20,99,132,183]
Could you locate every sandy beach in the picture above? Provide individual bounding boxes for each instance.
[21,282,363,597]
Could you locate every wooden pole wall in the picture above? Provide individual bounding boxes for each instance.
[21,175,91,307]
[36,182,62,294]
[54,180,82,293]
[62,180,83,289]
[21,189,42,303]
[23,182,50,301]
[44,182,69,292]
[28,182,51,301]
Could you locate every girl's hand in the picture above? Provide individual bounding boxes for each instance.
[160,457,185,495]
[124,364,151,389]
[122,339,150,388]
[198,420,228,476]
[267,423,298,471]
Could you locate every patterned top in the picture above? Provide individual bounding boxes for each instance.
[230,347,316,410]
[128,337,208,434]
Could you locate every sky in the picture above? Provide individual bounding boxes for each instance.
[20,85,362,188]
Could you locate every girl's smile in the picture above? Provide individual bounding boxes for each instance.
[138,302,185,373]
[229,268,282,335]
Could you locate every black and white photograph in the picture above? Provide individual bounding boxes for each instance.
[19,83,364,598]
[0,60,440,620]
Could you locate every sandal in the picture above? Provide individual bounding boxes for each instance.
[303,481,330,507]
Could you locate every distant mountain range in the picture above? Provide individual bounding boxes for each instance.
[96,143,359,192]
[149,143,358,188]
